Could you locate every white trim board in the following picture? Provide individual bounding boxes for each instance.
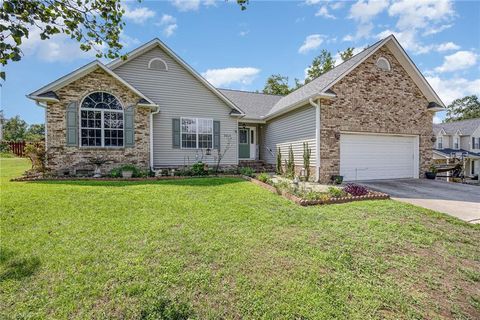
[27,61,157,107]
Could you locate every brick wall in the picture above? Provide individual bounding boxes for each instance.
[318,46,434,183]
[46,69,151,175]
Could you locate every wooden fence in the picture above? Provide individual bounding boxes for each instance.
[7,141,26,157]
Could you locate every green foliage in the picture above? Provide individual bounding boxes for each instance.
[108,164,147,178]
[445,95,480,122]
[305,50,335,83]
[0,141,11,153]
[256,172,271,184]
[24,142,46,172]
[262,74,292,95]
[327,186,345,198]
[2,116,27,141]
[429,165,438,174]
[239,166,254,177]
[303,142,311,181]
[285,145,295,179]
[25,124,45,141]
[276,147,282,175]
[140,296,193,320]
[339,47,355,62]
[191,161,208,176]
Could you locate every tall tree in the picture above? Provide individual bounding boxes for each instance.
[339,47,354,62]
[263,74,292,95]
[445,95,480,122]
[25,124,45,141]
[3,116,28,141]
[305,50,334,83]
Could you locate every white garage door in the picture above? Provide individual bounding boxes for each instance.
[340,133,419,181]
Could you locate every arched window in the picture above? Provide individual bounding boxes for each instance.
[148,58,168,71]
[80,92,124,147]
[376,57,391,71]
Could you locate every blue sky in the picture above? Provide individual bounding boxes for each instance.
[2,0,479,124]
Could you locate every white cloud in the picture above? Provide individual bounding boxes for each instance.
[434,51,478,73]
[333,47,364,66]
[433,115,442,124]
[315,6,336,19]
[330,2,345,10]
[426,76,480,105]
[170,0,215,11]
[123,4,156,24]
[239,30,249,37]
[201,67,260,87]
[388,0,455,31]
[119,32,140,48]
[21,26,103,62]
[298,34,326,54]
[349,0,389,24]
[435,42,460,52]
[423,24,453,36]
[305,0,322,5]
[156,14,178,37]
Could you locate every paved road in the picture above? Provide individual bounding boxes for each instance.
[358,179,480,223]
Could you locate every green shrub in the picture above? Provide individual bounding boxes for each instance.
[327,186,345,198]
[24,142,46,172]
[108,164,145,178]
[303,142,311,181]
[274,180,291,193]
[239,166,254,177]
[191,161,208,176]
[257,172,271,184]
[0,141,11,153]
[285,145,295,178]
[276,147,282,175]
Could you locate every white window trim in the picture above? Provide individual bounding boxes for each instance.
[79,91,125,148]
[180,117,213,149]
[148,57,168,71]
[454,136,460,149]
[376,57,391,71]
[437,136,443,149]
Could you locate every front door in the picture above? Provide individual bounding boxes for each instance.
[239,128,250,159]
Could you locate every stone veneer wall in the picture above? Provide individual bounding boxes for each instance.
[46,69,151,175]
[318,46,434,183]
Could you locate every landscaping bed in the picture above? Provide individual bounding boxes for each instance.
[245,173,389,206]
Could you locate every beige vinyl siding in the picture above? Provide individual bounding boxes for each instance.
[113,47,238,166]
[262,104,316,165]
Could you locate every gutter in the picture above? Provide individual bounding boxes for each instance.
[309,98,322,182]
[149,106,161,171]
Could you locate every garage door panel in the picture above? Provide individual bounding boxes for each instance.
[340,134,418,181]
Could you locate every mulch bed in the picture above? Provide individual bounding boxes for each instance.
[244,176,390,206]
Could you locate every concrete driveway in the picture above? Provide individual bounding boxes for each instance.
[358,179,480,223]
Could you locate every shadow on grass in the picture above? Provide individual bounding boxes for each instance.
[26,176,245,188]
[140,295,194,320]
[0,247,41,282]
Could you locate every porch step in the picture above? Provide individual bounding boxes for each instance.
[239,160,275,173]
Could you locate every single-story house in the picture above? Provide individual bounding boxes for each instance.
[28,34,444,182]
[433,118,480,177]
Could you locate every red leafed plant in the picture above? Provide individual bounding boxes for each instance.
[344,183,368,196]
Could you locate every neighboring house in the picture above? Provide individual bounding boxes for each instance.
[28,34,444,182]
[433,118,480,177]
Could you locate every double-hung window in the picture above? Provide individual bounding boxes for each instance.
[437,137,443,149]
[181,117,213,149]
[80,92,124,147]
[454,137,459,149]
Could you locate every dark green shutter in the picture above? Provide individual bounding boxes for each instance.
[172,118,180,148]
[213,120,220,150]
[66,102,78,146]
[124,105,135,147]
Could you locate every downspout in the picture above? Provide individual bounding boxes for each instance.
[149,106,160,171]
[36,101,48,154]
[309,98,321,182]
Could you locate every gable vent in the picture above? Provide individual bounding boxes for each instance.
[148,58,168,71]
[376,57,391,71]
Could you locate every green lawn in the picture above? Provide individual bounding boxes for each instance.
[1,158,479,319]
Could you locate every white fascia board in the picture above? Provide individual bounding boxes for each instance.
[28,60,156,106]
[107,38,245,116]
[322,35,445,108]
[26,95,59,103]
[238,118,266,124]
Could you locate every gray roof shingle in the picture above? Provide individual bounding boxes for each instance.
[433,118,480,135]
[266,38,385,117]
[218,89,282,119]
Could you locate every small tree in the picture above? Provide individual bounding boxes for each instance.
[276,147,282,174]
[24,142,46,172]
[285,145,295,179]
[303,142,311,181]
[214,135,233,174]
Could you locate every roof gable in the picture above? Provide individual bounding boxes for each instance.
[433,118,480,136]
[28,61,156,106]
[266,34,445,120]
[107,38,245,116]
